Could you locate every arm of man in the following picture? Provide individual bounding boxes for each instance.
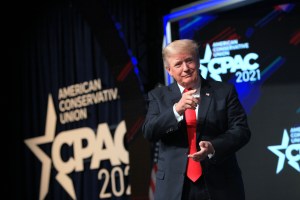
[208,84,251,163]
[142,88,181,142]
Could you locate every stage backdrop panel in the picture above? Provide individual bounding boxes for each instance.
[20,1,146,199]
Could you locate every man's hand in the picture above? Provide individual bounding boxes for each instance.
[175,89,198,115]
[187,141,215,162]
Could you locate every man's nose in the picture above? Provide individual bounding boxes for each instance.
[182,62,189,70]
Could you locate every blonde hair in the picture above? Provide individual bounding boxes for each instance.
[162,39,200,68]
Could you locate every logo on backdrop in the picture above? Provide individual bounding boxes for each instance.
[58,78,118,124]
[200,39,260,83]
[268,126,300,174]
[24,78,130,200]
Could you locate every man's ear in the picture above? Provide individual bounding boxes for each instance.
[166,67,172,76]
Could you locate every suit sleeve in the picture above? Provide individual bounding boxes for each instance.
[210,84,251,163]
[142,90,181,142]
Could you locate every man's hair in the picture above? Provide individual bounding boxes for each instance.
[162,39,200,68]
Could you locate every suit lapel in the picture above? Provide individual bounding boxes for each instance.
[197,79,212,139]
[168,82,182,104]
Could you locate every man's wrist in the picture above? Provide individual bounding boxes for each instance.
[173,103,183,122]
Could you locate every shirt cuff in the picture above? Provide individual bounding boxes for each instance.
[173,103,183,122]
[208,150,215,159]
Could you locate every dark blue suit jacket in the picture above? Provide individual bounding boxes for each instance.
[143,77,251,200]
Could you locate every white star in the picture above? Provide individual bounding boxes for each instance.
[268,129,289,174]
[268,129,290,173]
[200,44,222,81]
[24,94,56,200]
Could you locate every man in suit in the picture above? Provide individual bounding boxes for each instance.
[142,39,251,200]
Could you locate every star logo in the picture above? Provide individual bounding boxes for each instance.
[24,94,77,200]
[199,40,260,83]
[24,94,131,200]
[267,129,300,174]
[200,44,217,80]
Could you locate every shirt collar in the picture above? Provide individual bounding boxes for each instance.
[177,79,201,95]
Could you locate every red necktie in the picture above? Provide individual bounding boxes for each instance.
[184,88,202,182]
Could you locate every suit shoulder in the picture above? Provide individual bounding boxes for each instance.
[148,84,170,96]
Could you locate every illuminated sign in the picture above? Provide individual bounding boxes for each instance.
[268,126,300,174]
[200,39,260,83]
[24,78,131,200]
[162,0,257,85]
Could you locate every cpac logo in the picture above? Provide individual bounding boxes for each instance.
[268,128,300,174]
[200,44,260,82]
[24,94,129,200]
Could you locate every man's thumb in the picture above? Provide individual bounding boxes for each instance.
[199,141,207,148]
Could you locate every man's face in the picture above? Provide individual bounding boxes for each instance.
[166,52,199,89]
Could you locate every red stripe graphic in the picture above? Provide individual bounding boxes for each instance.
[117,61,133,81]
[289,30,300,45]
[126,116,145,142]
[204,27,241,47]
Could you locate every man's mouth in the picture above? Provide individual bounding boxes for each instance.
[183,74,192,78]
